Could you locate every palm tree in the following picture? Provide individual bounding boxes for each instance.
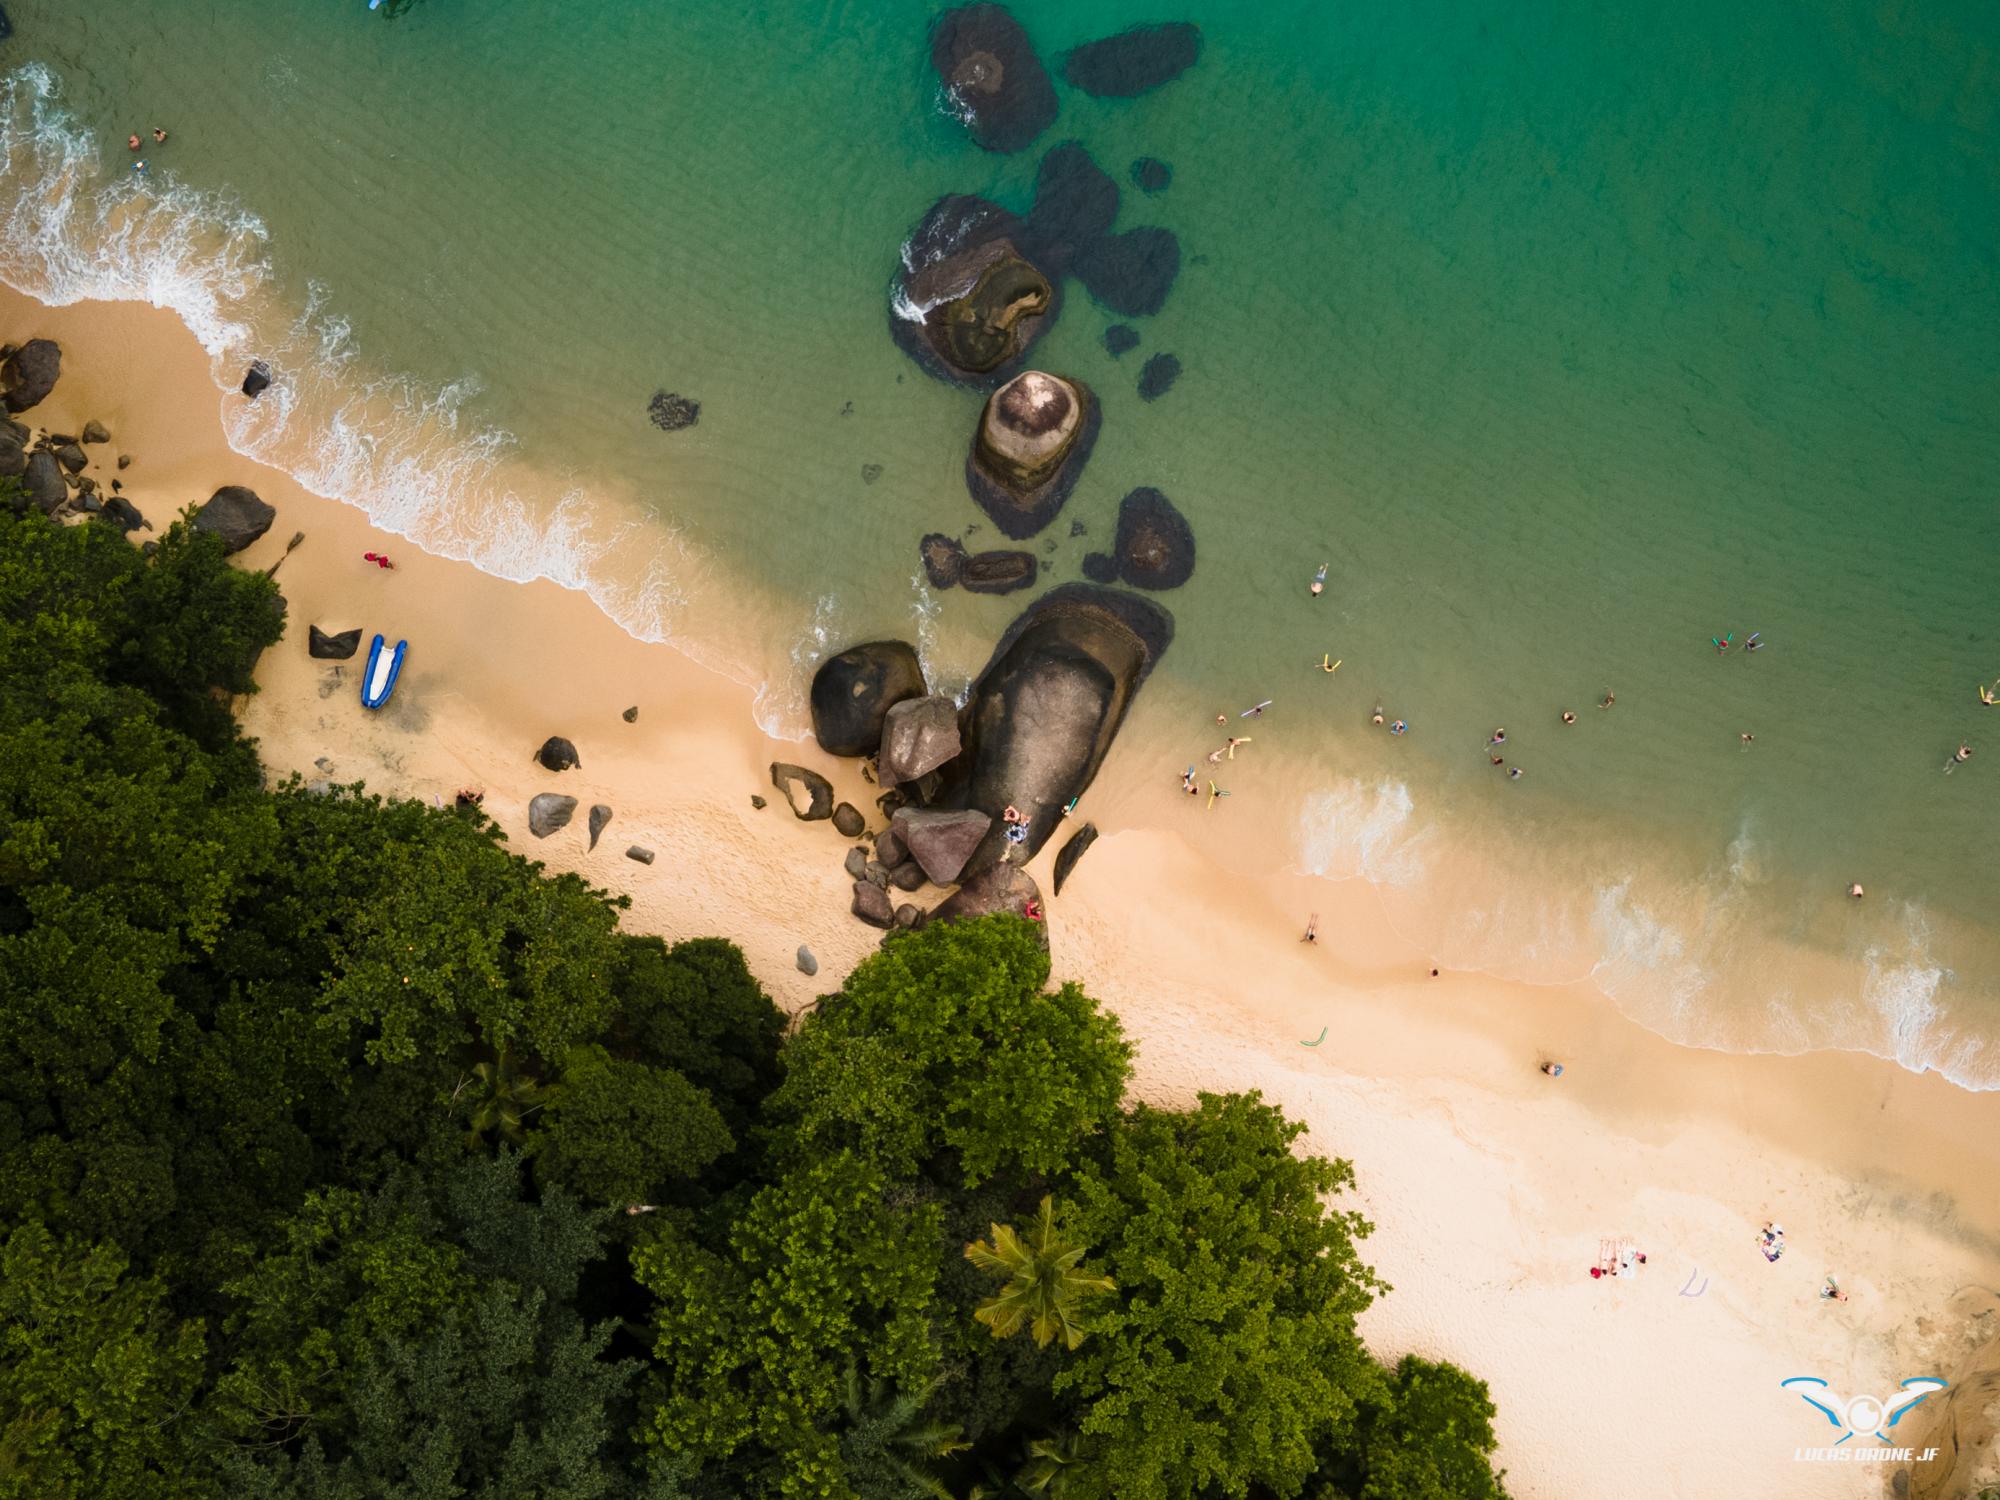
[1016,1431,1086,1496]
[836,1365,969,1500]
[456,1045,546,1147]
[963,1196,1115,1351]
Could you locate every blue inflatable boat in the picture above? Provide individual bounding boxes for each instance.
[360,633,406,709]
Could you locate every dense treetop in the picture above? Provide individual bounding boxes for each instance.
[0,496,1508,1497]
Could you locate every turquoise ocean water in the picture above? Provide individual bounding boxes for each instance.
[3,0,1997,1082]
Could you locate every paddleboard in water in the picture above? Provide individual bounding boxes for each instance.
[360,633,407,709]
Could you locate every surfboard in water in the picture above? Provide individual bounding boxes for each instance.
[360,633,407,709]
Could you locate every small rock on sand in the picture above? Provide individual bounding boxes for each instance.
[528,794,577,839]
[771,762,835,821]
[626,845,656,865]
[750,794,767,809]
[852,880,895,929]
[796,945,818,976]
[587,803,613,850]
[844,846,870,880]
[81,420,110,444]
[832,801,866,838]
[116,454,132,470]
[622,705,639,723]
[534,735,581,772]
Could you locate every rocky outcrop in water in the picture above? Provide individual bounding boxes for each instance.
[810,639,926,756]
[1130,157,1173,194]
[1110,487,1196,590]
[2,338,60,414]
[240,361,272,399]
[647,391,700,431]
[965,370,1099,538]
[959,549,1038,594]
[892,196,1057,386]
[1137,352,1181,401]
[950,584,1171,879]
[192,486,275,555]
[1062,23,1203,98]
[929,4,1057,154]
[1072,226,1180,318]
[920,532,968,589]
[1024,141,1120,273]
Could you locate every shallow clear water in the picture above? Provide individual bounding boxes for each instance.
[3,0,1998,1082]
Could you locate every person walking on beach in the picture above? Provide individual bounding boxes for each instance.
[1541,1060,1564,1078]
[1310,563,1327,597]
[1302,914,1318,944]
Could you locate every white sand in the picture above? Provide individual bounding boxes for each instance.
[12,288,2000,1498]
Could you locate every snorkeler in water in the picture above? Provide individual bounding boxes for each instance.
[1310,563,1327,597]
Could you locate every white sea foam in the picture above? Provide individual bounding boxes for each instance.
[0,61,705,663]
[752,592,842,742]
[1293,779,1432,888]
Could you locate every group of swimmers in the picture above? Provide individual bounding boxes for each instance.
[126,125,168,174]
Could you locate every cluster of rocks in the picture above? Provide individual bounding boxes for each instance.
[523,732,632,860]
[803,588,1171,940]
[2,339,140,525]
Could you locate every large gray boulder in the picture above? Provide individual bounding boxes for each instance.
[21,450,66,513]
[890,806,993,886]
[851,880,895,929]
[951,584,1171,879]
[528,794,577,838]
[771,762,835,821]
[191,486,275,554]
[809,640,926,757]
[877,695,963,786]
[1,338,60,414]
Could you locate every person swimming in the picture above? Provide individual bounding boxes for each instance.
[1712,632,1734,654]
[1371,706,1385,726]
[1508,766,1524,779]
[1980,682,1998,707]
[1241,700,1272,718]
[1487,728,1507,747]
[1949,742,1974,771]
[127,133,142,151]
[1598,691,1616,710]
[1390,719,1408,736]
[1745,632,1762,652]
[1561,711,1576,725]
[1310,563,1327,597]
[1182,765,1199,795]
[1320,655,1341,673]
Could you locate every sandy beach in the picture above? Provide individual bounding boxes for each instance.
[11,285,2000,1498]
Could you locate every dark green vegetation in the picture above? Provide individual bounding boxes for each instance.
[0,496,1509,1497]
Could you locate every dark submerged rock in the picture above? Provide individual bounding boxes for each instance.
[770,762,836,821]
[1062,23,1204,98]
[528,794,578,839]
[239,361,272,399]
[877,695,963,786]
[647,391,700,431]
[1102,324,1141,358]
[1052,821,1099,895]
[809,640,926,757]
[832,801,866,838]
[1023,141,1120,273]
[1080,551,1118,584]
[890,806,993,885]
[929,4,1058,155]
[960,550,1039,595]
[920,532,968,590]
[191,486,275,555]
[951,584,1172,877]
[1130,157,1173,194]
[890,195,1057,387]
[308,625,363,660]
[861,462,883,485]
[1073,226,1181,318]
[965,370,1100,540]
[534,735,581,772]
[588,804,613,851]
[2,338,60,414]
[1137,352,1182,402]
[1111,486,1196,590]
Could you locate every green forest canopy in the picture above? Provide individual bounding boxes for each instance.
[0,493,1509,1498]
